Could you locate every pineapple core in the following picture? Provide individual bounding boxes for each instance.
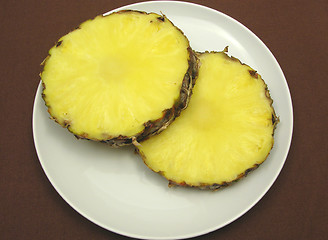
[137,52,277,188]
[41,11,190,140]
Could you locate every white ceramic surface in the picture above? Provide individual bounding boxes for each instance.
[33,1,293,239]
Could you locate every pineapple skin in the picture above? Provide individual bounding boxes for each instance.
[135,49,278,190]
[40,10,199,147]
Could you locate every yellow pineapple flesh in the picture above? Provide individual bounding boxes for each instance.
[136,50,278,189]
[41,10,197,146]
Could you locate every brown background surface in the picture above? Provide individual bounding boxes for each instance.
[1,0,327,239]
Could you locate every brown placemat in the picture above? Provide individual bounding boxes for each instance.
[1,0,327,239]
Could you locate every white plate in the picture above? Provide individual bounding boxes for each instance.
[33,1,293,239]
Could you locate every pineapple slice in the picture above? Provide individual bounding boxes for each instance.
[136,50,278,190]
[41,10,197,147]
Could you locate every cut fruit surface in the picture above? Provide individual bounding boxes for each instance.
[136,50,278,189]
[41,10,197,146]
